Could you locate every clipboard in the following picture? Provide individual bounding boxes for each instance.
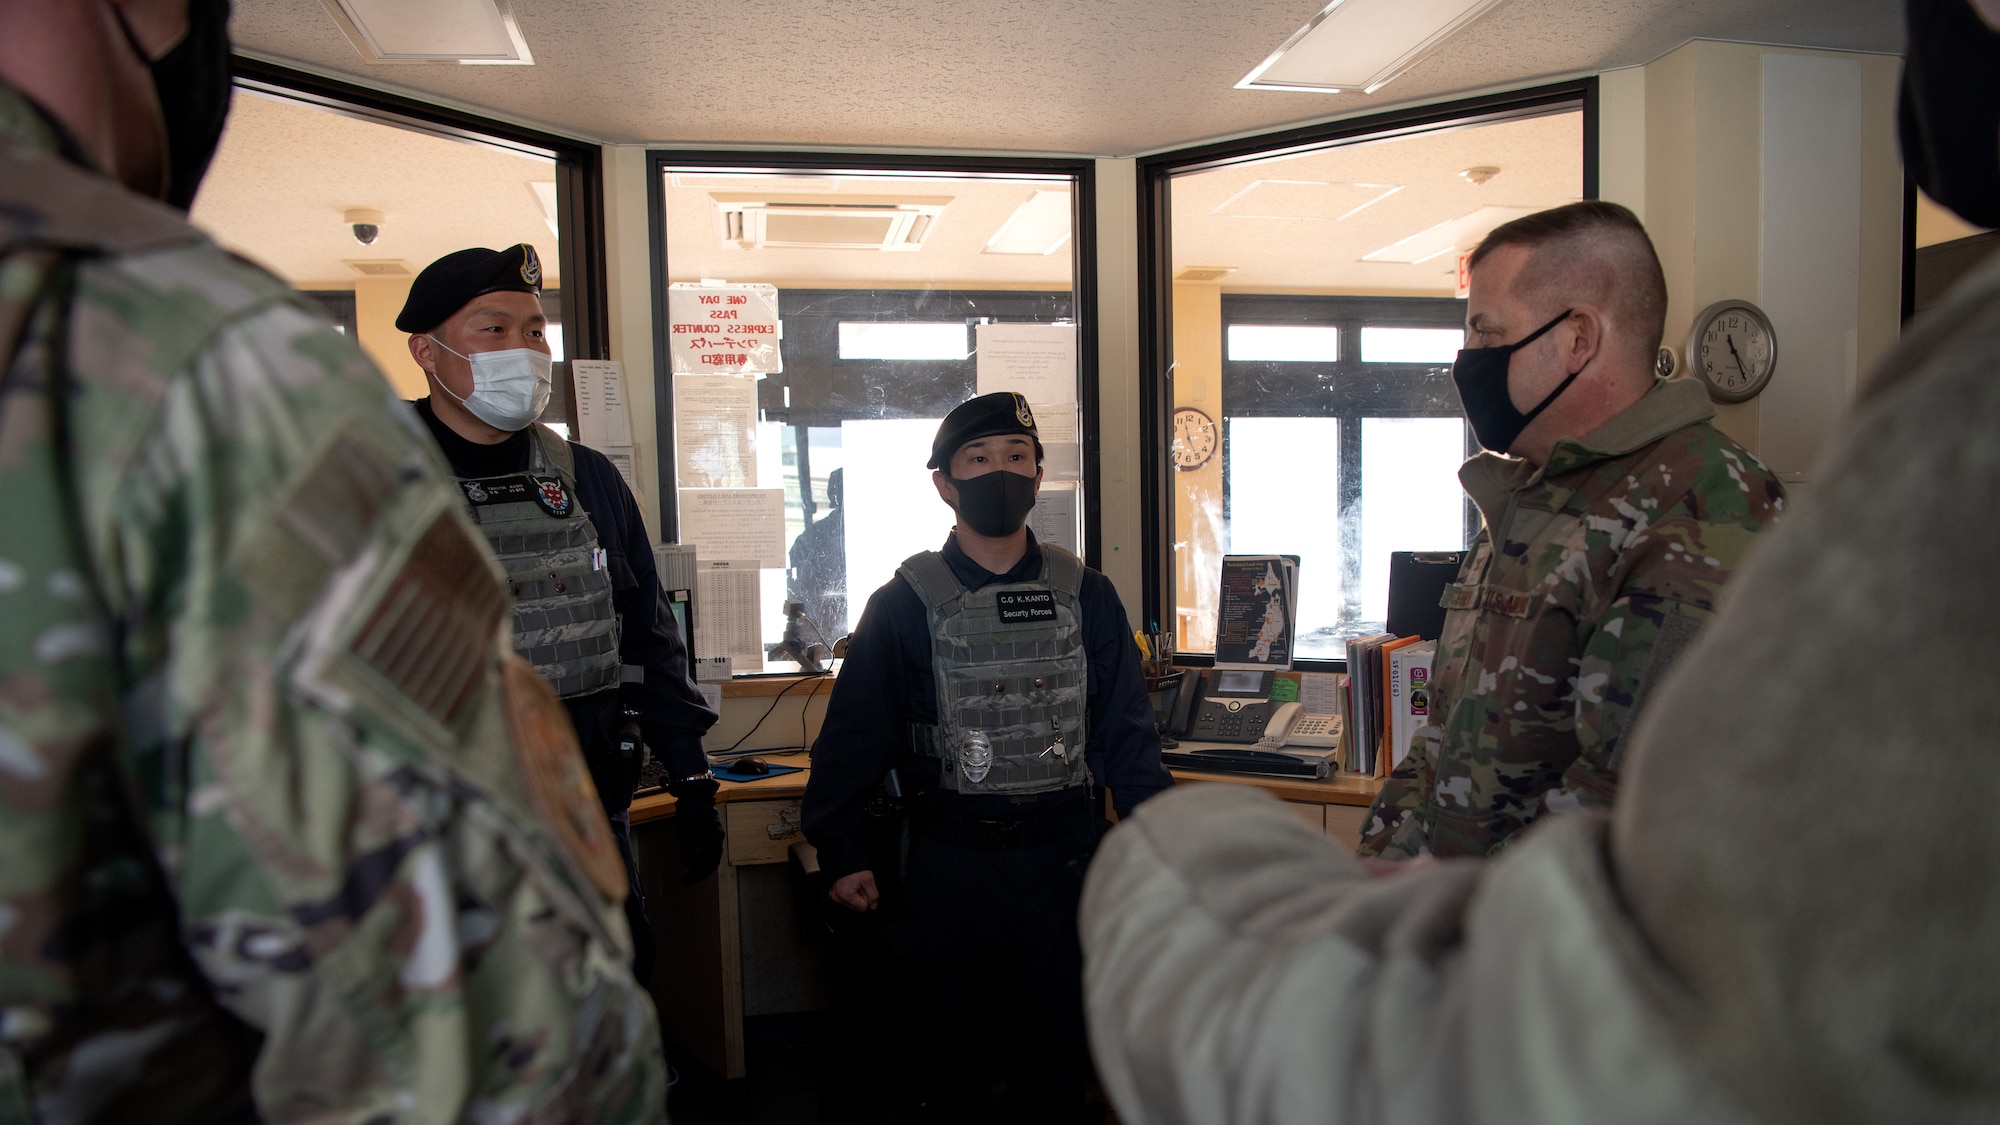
[1386,551,1465,641]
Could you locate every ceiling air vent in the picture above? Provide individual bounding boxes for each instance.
[711,194,950,251]
[345,259,413,276]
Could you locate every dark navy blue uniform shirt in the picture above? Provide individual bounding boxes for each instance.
[802,531,1174,882]
[416,398,718,792]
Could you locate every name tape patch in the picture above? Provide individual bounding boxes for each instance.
[461,475,535,506]
[996,591,1057,624]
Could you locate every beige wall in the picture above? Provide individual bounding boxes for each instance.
[352,275,425,398]
[1169,282,1224,652]
[1600,42,1903,482]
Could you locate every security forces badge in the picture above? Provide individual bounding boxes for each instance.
[531,475,572,517]
[519,243,542,287]
[1012,392,1035,430]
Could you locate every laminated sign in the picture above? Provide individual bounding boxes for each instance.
[667,283,783,374]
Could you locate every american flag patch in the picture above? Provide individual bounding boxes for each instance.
[350,515,508,728]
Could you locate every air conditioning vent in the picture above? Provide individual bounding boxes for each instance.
[711,194,950,251]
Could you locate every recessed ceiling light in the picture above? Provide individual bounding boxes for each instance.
[1174,266,1239,281]
[1238,0,1514,95]
[1361,205,1542,264]
[345,259,413,276]
[1458,166,1501,185]
[984,190,1073,256]
[319,0,535,64]
[1210,180,1405,221]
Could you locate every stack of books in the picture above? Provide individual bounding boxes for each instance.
[1343,634,1436,776]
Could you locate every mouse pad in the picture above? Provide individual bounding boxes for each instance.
[714,761,806,783]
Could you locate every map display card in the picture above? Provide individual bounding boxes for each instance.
[1213,554,1299,670]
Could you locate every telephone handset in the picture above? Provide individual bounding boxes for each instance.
[1255,702,1344,749]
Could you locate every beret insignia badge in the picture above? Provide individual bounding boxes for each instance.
[519,244,542,287]
[1013,393,1035,429]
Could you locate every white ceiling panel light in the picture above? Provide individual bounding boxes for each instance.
[984,190,1073,256]
[1361,204,1541,264]
[1238,0,1514,95]
[1211,179,1404,221]
[319,0,536,65]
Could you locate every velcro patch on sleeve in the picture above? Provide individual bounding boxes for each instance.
[348,514,509,730]
[234,425,397,618]
[501,655,628,903]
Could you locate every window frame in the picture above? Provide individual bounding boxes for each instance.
[231,58,611,385]
[1135,78,1599,669]
[645,151,1100,673]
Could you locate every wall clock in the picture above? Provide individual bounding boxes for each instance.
[1687,299,1777,404]
[1171,406,1217,471]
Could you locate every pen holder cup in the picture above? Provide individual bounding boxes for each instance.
[1146,669,1186,738]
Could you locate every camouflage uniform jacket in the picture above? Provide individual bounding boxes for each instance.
[1358,377,1785,859]
[0,86,665,1124]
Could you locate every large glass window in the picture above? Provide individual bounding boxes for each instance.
[1146,86,1590,661]
[652,159,1092,674]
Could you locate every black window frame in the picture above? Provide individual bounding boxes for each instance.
[645,151,1101,568]
[1136,78,1599,669]
[229,57,611,410]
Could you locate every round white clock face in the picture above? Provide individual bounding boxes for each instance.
[1690,300,1777,404]
[1172,407,1217,471]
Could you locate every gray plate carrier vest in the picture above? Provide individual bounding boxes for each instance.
[457,426,622,698]
[901,545,1090,795]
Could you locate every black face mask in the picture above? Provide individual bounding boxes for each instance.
[118,0,235,210]
[948,468,1038,538]
[1899,0,2000,230]
[1451,308,1576,454]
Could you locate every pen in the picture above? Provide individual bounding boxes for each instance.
[1134,630,1152,659]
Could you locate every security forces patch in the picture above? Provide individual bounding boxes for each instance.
[531,475,572,517]
[520,243,542,287]
[461,475,534,506]
[996,590,1057,624]
[1013,393,1035,429]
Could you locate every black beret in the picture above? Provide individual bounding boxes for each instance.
[928,391,1044,470]
[395,244,543,333]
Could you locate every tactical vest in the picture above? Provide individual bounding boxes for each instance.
[900,545,1090,796]
[456,427,622,698]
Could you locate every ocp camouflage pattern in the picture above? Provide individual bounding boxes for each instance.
[0,85,665,1124]
[1359,378,1785,859]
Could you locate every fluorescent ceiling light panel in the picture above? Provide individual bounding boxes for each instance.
[838,323,969,361]
[1361,326,1464,363]
[1228,324,1341,363]
[1238,0,1512,94]
[985,190,1073,255]
[1211,179,1404,221]
[1362,205,1541,264]
[320,0,535,64]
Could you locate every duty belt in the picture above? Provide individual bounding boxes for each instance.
[914,788,1091,851]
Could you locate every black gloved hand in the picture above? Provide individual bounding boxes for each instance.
[665,775,723,884]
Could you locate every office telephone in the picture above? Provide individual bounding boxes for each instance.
[1179,669,1278,743]
[1255,702,1343,749]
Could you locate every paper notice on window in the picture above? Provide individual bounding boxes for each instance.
[666,283,782,375]
[571,359,632,448]
[695,559,764,664]
[1027,484,1078,553]
[675,373,759,489]
[596,446,642,501]
[975,322,1076,407]
[679,488,787,568]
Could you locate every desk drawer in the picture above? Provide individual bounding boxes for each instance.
[726,799,805,866]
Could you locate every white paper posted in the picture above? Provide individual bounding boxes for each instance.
[1299,673,1344,715]
[680,488,788,568]
[571,359,632,448]
[696,559,764,663]
[1027,485,1078,553]
[675,373,760,489]
[666,283,783,375]
[599,445,639,495]
[975,322,1076,406]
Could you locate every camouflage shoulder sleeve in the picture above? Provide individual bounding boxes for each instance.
[5,237,665,1123]
[1357,724,1440,859]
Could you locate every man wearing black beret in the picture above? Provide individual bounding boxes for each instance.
[399,244,722,986]
[801,391,1174,1122]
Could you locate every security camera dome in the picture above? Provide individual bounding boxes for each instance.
[351,224,380,245]
[343,208,385,247]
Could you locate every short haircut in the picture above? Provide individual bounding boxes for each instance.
[1468,201,1668,362]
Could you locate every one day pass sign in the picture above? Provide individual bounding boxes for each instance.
[666,283,783,375]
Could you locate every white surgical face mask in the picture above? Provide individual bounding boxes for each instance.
[429,336,552,432]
